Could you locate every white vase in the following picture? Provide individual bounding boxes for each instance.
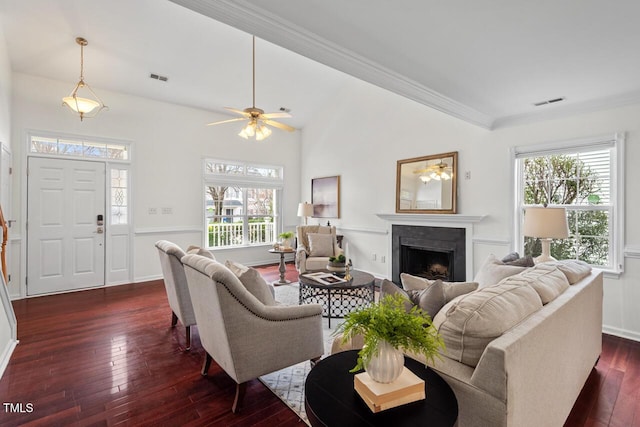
[364,340,404,383]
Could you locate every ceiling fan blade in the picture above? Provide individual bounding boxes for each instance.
[261,112,292,119]
[206,117,247,126]
[225,107,251,117]
[264,119,295,132]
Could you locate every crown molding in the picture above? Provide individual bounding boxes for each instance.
[170,0,493,129]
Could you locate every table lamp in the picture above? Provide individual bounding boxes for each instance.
[522,206,569,263]
[297,202,313,225]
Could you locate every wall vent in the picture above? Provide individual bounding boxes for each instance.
[149,73,169,82]
[533,97,565,107]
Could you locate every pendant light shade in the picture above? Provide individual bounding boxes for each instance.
[62,37,107,121]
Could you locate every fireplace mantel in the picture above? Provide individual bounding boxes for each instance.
[376,213,486,225]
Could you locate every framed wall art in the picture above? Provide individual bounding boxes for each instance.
[312,176,340,218]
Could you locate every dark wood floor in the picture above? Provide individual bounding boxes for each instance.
[1,262,638,426]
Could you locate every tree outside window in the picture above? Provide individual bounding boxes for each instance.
[521,150,611,267]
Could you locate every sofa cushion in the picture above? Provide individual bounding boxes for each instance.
[400,273,479,302]
[545,260,592,284]
[433,283,543,367]
[307,233,335,257]
[224,260,276,305]
[186,245,215,259]
[474,254,528,288]
[499,264,570,304]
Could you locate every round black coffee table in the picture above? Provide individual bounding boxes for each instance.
[305,350,458,427]
[298,270,375,328]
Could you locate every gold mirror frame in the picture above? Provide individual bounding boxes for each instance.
[396,151,458,214]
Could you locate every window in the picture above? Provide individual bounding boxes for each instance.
[111,169,128,225]
[30,135,129,160]
[514,134,624,272]
[204,159,283,249]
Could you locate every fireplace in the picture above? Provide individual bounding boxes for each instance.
[392,225,465,284]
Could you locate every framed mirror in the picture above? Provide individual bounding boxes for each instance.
[396,151,458,214]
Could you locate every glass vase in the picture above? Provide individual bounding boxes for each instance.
[364,340,404,383]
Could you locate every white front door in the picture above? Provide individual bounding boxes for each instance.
[27,157,105,295]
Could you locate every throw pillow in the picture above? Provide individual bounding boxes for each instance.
[499,264,569,304]
[433,283,543,367]
[407,280,446,318]
[298,225,332,254]
[473,254,528,288]
[545,260,592,284]
[504,255,535,267]
[186,245,215,260]
[224,260,276,306]
[501,252,520,263]
[307,233,335,257]
[400,273,479,302]
[380,279,415,312]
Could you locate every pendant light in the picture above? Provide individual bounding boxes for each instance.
[62,37,107,120]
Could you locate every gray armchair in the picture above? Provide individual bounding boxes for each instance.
[155,240,197,350]
[181,254,324,413]
[295,225,343,274]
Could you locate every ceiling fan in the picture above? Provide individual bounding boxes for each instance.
[206,36,295,141]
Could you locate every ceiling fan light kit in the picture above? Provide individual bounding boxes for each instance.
[207,36,295,141]
[62,37,107,121]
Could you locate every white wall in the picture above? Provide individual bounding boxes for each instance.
[9,73,302,296]
[0,23,17,380]
[301,78,640,342]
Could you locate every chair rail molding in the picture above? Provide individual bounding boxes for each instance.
[625,245,640,259]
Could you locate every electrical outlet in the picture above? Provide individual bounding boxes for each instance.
[148,207,157,215]
[371,253,377,261]
[380,255,386,263]
[465,171,471,180]
[161,207,173,215]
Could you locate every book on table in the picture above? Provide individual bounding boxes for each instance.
[354,367,425,413]
[302,272,347,285]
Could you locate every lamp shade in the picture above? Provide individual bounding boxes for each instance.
[297,202,313,217]
[523,207,569,239]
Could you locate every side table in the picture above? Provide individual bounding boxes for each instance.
[268,248,294,285]
[305,350,458,427]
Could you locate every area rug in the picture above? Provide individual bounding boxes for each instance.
[259,283,341,426]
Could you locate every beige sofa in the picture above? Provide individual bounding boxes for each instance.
[334,264,603,427]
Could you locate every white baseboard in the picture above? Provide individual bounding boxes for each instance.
[0,338,18,380]
[134,274,163,283]
[602,325,640,343]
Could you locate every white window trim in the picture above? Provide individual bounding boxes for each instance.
[202,158,284,250]
[511,132,625,276]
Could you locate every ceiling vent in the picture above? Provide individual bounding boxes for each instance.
[149,73,168,82]
[533,97,565,107]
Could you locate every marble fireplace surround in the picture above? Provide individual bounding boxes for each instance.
[376,214,485,283]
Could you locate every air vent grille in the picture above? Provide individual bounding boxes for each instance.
[149,73,168,82]
[533,97,565,107]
